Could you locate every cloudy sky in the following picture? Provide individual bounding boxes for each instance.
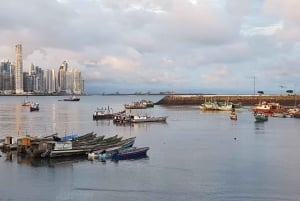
[1,0,300,94]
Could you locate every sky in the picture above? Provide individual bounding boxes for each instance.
[1,0,300,94]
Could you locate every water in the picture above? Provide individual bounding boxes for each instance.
[1,95,300,201]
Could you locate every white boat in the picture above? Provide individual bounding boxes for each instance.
[199,101,219,110]
[30,103,39,112]
[129,115,167,123]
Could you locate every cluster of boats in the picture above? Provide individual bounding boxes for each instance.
[205,99,300,122]
[200,100,242,111]
[252,101,300,118]
[0,132,149,161]
[22,95,81,112]
[22,99,40,112]
[93,99,167,124]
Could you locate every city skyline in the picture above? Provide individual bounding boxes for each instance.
[0,44,84,95]
[1,1,300,94]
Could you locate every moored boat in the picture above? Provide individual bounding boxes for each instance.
[124,101,147,109]
[294,111,300,118]
[129,115,167,123]
[93,107,125,120]
[30,103,39,112]
[111,147,149,160]
[252,101,286,114]
[254,112,268,122]
[63,95,80,101]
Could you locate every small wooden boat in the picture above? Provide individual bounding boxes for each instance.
[230,112,237,120]
[111,147,149,160]
[254,112,268,122]
[30,103,39,112]
[22,97,33,106]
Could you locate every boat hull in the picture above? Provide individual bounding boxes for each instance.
[112,147,149,160]
[130,116,167,123]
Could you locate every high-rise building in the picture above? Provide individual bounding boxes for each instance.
[57,61,68,93]
[15,44,24,94]
[73,68,82,94]
[0,61,14,93]
[45,69,56,93]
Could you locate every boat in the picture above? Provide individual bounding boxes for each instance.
[93,107,125,120]
[111,147,150,160]
[30,103,39,112]
[129,115,167,123]
[254,112,268,122]
[252,101,286,114]
[22,97,33,106]
[88,137,136,160]
[199,101,219,110]
[113,113,131,124]
[124,102,147,109]
[22,101,33,106]
[63,95,80,101]
[217,101,233,111]
[294,111,300,118]
[140,99,155,108]
[200,101,233,111]
[230,111,237,120]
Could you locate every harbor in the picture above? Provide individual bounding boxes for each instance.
[1,95,300,201]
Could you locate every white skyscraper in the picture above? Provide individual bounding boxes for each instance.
[45,69,56,93]
[15,44,24,94]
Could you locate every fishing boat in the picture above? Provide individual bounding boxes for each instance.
[252,101,285,114]
[93,107,125,120]
[129,115,167,123]
[63,95,80,101]
[254,112,268,122]
[111,147,150,160]
[140,99,155,108]
[199,101,219,110]
[113,113,131,124]
[124,102,147,109]
[30,103,39,112]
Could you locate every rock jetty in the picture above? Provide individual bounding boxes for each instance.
[155,94,300,106]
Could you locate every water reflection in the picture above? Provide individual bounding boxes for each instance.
[254,121,265,134]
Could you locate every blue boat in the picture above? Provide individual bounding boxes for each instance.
[111,147,149,160]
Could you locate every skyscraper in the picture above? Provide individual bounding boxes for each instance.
[15,44,24,94]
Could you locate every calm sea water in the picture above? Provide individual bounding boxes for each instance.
[1,95,300,201]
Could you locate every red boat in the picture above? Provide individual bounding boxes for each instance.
[252,101,286,114]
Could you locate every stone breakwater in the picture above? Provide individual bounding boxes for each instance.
[155,95,300,106]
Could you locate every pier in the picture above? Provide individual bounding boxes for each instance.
[155,94,300,106]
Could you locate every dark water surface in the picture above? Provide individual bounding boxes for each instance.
[1,95,300,201]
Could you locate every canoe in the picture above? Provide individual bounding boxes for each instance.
[111,147,149,160]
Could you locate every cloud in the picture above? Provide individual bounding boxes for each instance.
[201,65,237,86]
[1,0,300,94]
[99,56,140,70]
